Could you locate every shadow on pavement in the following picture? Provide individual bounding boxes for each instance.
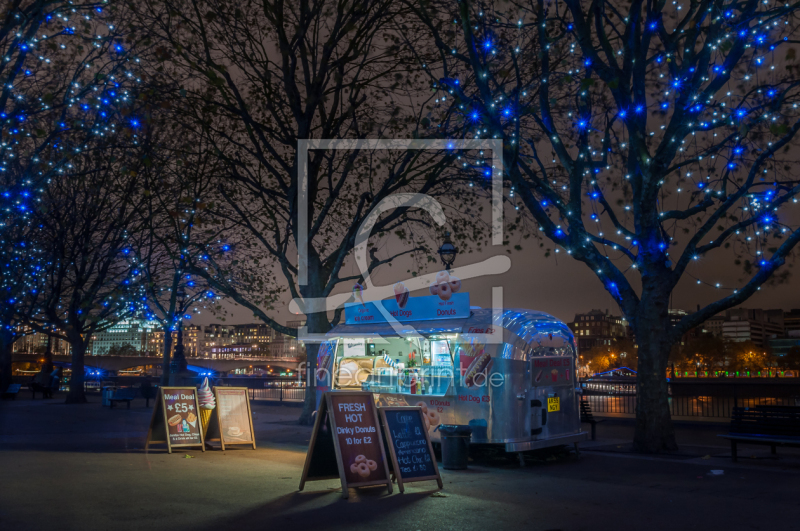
[198,488,434,529]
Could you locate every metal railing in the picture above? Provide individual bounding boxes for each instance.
[249,383,306,403]
[73,376,307,404]
[582,379,800,418]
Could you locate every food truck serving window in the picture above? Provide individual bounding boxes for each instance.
[330,335,454,396]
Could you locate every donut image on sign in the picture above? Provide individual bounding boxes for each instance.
[350,454,374,479]
[415,401,440,431]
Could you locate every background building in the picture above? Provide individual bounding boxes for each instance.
[568,309,628,351]
[12,326,71,355]
[783,309,800,335]
[701,315,726,337]
[720,308,784,347]
[199,324,235,357]
[89,320,160,355]
[769,331,800,357]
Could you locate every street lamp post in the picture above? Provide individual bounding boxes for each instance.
[437,231,459,271]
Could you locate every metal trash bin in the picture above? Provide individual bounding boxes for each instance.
[437,425,472,470]
[101,387,115,407]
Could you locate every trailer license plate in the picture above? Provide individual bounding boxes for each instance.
[547,397,560,412]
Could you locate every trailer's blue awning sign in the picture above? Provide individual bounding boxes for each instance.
[344,293,470,325]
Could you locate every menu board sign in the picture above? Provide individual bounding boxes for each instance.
[343,339,365,357]
[204,387,256,451]
[145,387,205,453]
[299,391,392,499]
[344,292,470,324]
[379,407,442,492]
[531,356,573,387]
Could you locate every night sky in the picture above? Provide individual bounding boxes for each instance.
[199,238,800,328]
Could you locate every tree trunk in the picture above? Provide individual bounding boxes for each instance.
[0,328,13,394]
[66,339,88,404]
[161,325,172,386]
[633,323,678,453]
[299,311,330,425]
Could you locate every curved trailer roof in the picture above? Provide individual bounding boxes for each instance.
[328,308,576,360]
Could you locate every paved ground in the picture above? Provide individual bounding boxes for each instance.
[2,393,800,531]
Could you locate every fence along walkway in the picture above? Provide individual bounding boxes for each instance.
[583,379,800,418]
[250,385,305,403]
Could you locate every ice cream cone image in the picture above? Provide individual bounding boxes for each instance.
[199,408,213,437]
[196,377,216,437]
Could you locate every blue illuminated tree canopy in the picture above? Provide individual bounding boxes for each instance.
[0,0,147,395]
[409,0,800,451]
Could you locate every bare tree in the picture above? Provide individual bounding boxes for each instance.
[134,130,230,384]
[130,0,484,422]
[409,0,800,451]
[32,142,150,403]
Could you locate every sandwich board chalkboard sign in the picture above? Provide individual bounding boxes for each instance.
[204,387,256,451]
[299,391,392,499]
[379,406,442,493]
[145,387,205,453]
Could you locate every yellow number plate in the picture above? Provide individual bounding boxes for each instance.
[547,397,560,412]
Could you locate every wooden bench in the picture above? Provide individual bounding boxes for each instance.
[109,387,139,409]
[580,397,603,440]
[718,406,800,461]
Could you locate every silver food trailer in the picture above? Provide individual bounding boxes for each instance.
[315,290,588,453]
